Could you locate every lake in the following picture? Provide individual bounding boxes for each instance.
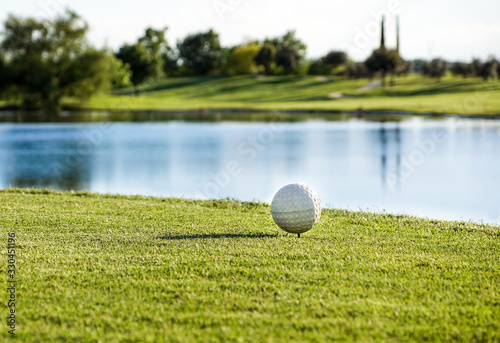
[1,113,499,224]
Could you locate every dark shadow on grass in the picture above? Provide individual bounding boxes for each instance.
[158,233,277,240]
[384,81,499,97]
[260,76,305,84]
[244,95,332,103]
[295,80,335,87]
[113,76,231,95]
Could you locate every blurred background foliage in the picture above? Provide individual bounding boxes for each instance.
[0,9,499,114]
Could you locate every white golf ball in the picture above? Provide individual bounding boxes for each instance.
[271,183,322,235]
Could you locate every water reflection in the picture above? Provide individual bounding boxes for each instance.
[378,124,402,191]
[0,126,92,190]
[380,126,388,189]
[0,117,499,223]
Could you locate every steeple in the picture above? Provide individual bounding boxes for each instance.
[380,16,385,49]
[396,16,400,52]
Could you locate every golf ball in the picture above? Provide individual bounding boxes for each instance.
[271,183,322,234]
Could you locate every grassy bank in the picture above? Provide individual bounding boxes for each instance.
[81,74,500,116]
[1,189,499,342]
[2,75,500,117]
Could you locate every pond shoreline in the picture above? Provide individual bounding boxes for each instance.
[1,106,500,122]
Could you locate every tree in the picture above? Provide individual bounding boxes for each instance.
[477,59,498,81]
[139,28,168,56]
[471,59,482,77]
[140,27,175,77]
[116,27,168,88]
[421,59,448,81]
[364,48,403,86]
[59,48,131,98]
[323,51,348,68]
[450,62,472,78]
[275,45,302,75]
[0,54,9,95]
[177,29,222,75]
[225,43,260,75]
[116,43,154,87]
[307,59,331,75]
[105,53,132,88]
[396,61,413,77]
[162,46,180,77]
[1,10,127,113]
[310,51,349,76]
[273,31,307,75]
[346,62,370,79]
[253,43,276,75]
[380,16,386,48]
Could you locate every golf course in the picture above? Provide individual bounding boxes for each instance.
[2,74,498,118]
[77,74,500,117]
[2,189,499,342]
[1,2,500,341]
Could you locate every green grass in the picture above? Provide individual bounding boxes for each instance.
[80,74,500,116]
[2,75,500,116]
[1,188,499,342]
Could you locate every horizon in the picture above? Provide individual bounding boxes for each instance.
[2,0,500,62]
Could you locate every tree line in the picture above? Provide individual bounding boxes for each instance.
[0,10,499,114]
[116,28,309,83]
[417,58,500,81]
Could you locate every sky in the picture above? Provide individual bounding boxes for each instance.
[1,0,500,62]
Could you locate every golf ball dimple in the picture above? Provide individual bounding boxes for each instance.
[271,183,322,234]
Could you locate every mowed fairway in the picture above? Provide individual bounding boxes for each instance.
[1,189,499,342]
[3,75,500,116]
[81,75,500,116]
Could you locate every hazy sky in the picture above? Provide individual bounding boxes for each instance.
[2,0,499,62]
